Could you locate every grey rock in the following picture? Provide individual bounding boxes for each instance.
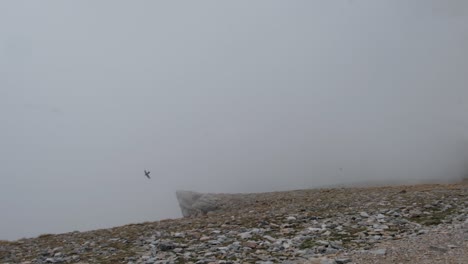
[199,236,210,241]
[373,224,389,230]
[429,246,448,253]
[329,241,343,249]
[317,240,329,246]
[239,232,252,239]
[360,212,369,217]
[417,229,428,235]
[172,232,184,238]
[208,240,221,245]
[52,247,63,253]
[157,241,175,251]
[376,214,386,219]
[335,258,352,264]
[175,190,220,217]
[310,258,337,264]
[145,257,157,263]
[217,235,227,242]
[369,248,387,255]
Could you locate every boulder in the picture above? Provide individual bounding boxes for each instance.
[175,190,220,217]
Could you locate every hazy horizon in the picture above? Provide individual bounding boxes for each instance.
[1,0,468,240]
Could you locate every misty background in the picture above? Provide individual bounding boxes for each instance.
[1,1,468,240]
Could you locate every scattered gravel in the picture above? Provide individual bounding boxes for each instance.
[1,182,467,264]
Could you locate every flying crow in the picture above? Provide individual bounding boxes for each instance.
[144,170,151,179]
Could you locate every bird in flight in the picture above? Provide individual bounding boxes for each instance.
[144,170,151,179]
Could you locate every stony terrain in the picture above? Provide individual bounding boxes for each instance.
[1,182,467,264]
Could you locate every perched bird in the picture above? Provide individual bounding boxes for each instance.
[144,170,151,179]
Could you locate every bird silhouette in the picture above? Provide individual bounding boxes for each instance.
[144,170,151,179]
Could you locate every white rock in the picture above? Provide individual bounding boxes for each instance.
[199,236,210,241]
[173,232,184,238]
[317,240,329,246]
[239,232,252,239]
[281,240,292,249]
[370,248,387,255]
[373,224,389,229]
[217,246,229,251]
[175,190,220,217]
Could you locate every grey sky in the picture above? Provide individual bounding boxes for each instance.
[1,1,468,240]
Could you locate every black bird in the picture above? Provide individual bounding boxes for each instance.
[144,170,151,179]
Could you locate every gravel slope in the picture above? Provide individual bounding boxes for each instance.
[1,182,467,264]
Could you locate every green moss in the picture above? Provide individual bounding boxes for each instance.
[299,239,318,249]
[326,226,366,246]
[250,234,265,241]
[329,233,353,243]
[410,207,457,226]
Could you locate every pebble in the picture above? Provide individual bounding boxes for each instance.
[360,212,369,217]
[369,248,387,255]
[376,214,386,219]
[335,258,352,264]
[239,232,252,239]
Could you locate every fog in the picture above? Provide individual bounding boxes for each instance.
[1,1,468,240]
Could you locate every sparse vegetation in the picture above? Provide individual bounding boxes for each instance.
[410,207,458,226]
[38,233,54,239]
[299,238,318,249]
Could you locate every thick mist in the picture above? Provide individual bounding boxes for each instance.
[1,1,468,240]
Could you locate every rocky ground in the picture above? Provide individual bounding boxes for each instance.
[1,182,467,264]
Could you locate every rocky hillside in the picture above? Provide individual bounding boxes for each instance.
[1,182,467,264]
